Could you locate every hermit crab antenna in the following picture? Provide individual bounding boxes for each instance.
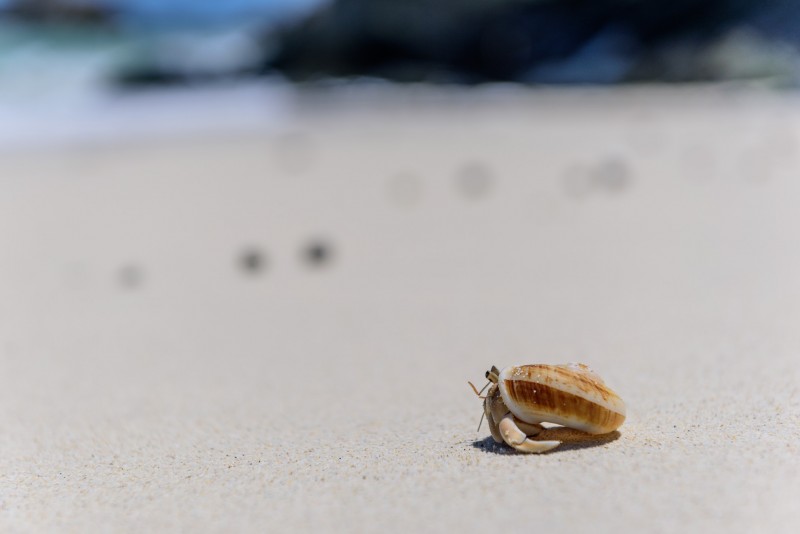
[476,410,486,433]
[468,380,490,398]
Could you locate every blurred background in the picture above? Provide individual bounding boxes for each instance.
[4,0,800,86]
[3,0,800,143]
[2,1,799,532]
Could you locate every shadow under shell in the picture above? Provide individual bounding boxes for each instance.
[473,427,621,455]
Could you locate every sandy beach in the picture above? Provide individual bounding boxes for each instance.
[1,87,798,532]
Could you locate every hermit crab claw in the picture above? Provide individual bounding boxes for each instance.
[477,376,561,453]
[498,414,561,454]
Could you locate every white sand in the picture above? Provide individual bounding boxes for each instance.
[1,87,798,533]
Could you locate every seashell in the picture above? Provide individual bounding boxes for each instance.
[499,363,626,434]
[471,363,626,453]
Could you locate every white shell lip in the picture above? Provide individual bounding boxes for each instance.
[497,364,626,432]
[498,367,543,426]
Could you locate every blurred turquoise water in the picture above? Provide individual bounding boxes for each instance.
[1,0,323,27]
[0,20,275,100]
[0,19,294,148]
[0,0,324,93]
[0,22,132,99]
[105,0,323,27]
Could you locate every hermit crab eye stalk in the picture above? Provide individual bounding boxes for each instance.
[485,365,500,384]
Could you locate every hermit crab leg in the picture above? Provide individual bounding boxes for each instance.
[484,383,550,449]
[484,397,504,443]
[498,414,561,454]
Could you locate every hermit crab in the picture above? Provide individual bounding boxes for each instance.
[470,363,626,453]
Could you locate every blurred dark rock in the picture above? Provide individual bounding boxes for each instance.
[303,239,334,268]
[240,249,267,275]
[592,157,631,192]
[118,263,144,289]
[455,161,493,199]
[269,0,798,84]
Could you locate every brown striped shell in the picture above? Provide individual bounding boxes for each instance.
[497,363,626,434]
